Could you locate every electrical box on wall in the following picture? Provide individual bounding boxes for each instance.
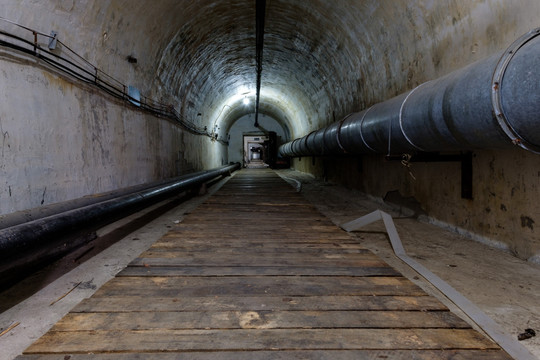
[48,31,58,50]
[128,85,141,107]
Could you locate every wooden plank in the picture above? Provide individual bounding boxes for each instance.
[158,233,354,242]
[92,276,426,297]
[136,250,385,260]
[118,265,401,277]
[159,232,352,241]
[180,209,328,217]
[24,329,499,353]
[190,206,323,214]
[14,350,515,360]
[72,295,444,313]
[129,256,392,268]
[203,200,314,206]
[168,224,344,232]
[190,210,332,218]
[51,310,471,331]
[148,241,367,250]
[144,245,373,254]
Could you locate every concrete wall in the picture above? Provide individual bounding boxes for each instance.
[295,147,540,263]
[0,59,207,216]
[0,1,220,216]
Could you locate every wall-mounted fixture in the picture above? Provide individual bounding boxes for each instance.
[48,30,57,50]
[127,85,141,107]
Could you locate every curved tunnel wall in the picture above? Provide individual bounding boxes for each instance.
[1,1,540,260]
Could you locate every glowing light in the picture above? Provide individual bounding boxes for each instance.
[243,97,250,105]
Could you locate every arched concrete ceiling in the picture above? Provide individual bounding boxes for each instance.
[6,0,540,140]
[146,0,540,139]
[150,0,416,138]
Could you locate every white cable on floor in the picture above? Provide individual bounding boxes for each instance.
[279,176,302,192]
[341,210,537,360]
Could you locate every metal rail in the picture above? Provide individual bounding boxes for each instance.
[0,16,228,144]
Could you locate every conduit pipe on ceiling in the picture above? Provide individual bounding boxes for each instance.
[254,0,266,127]
[279,28,540,157]
[0,163,240,289]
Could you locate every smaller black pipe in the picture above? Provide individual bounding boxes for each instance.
[0,169,234,230]
[0,163,240,289]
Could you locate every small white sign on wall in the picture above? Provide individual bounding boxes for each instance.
[128,85,141,107]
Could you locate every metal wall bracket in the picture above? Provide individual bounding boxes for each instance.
[341,210,536,360]
[385,152,473,199]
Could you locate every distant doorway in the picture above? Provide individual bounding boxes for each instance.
[244,134,269,168]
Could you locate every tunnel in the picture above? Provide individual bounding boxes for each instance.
[0,1,540,358]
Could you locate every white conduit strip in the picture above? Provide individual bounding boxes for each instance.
[340,210,536,360]
[279,176,302,192]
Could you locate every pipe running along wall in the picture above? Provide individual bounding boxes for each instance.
[0,163,240,289]
[279,28,540,158]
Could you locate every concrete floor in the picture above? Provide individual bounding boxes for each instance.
[0,170,539,359]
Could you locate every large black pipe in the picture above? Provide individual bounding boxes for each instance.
[0,171,232,230]
[280,28,540,157]
[0,163,240,288]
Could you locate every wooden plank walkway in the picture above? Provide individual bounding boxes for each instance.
[17,169,513,359]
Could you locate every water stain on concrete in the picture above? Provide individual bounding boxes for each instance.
[520,215,535,230]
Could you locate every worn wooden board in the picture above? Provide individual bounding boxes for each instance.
[15,350,517,360]
[148,241,365,249]
[51,310,470,331]
[118,265,401,277]
[134,250,390,261]
[129,255,394,268]
[17,169,513,359]
[72,295,446,312]
[26,329,499,353]
[143,245,374,254]
[91,276,427,297]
